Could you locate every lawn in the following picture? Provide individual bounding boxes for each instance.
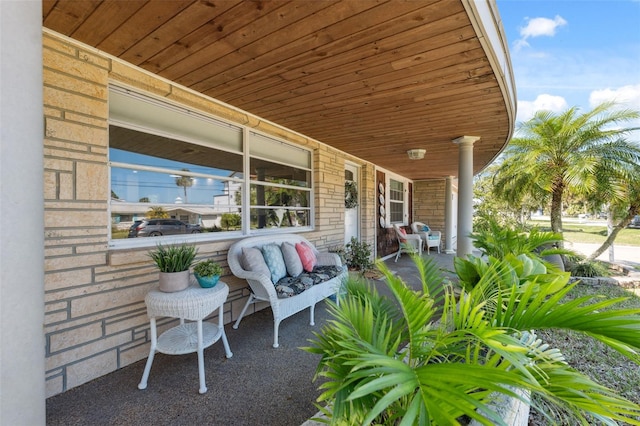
[528,282,640,425]
[528,219,640,246]
[524,219,640,424]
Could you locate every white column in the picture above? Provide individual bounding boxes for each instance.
[444,176,455,254]
[1,1,46,425]
[453,136,480,258]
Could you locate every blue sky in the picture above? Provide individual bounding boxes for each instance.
[496,0,640,133]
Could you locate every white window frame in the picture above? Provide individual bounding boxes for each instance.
[384,170,411,226]
[107,85,314,249]
[246,130,314,236]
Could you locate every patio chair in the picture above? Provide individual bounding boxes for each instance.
[392,223,422,262]
[411,221,441,254]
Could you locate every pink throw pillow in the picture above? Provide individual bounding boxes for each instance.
[295,242,317,272]
[399,227,407,243]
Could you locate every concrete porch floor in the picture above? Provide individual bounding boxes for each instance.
[45,251,457,426]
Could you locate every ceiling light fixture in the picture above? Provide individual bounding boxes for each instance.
[407,149,426,160]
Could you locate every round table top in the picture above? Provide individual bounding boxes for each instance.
[145,281,228,321]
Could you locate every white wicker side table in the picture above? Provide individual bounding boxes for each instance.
[138,281,233,394]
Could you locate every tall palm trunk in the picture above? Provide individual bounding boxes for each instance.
[550,185,564,248]
[588,225,624,261]
[588,204,640,260]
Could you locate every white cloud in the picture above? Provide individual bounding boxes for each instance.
[520,15,567,39]
[589,84,640,109]
[513,15,567,51]
[513,39,529,51]
[517,94,568,123]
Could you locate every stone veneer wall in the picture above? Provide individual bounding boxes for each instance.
[42,30,375,397]
[413,179,447,239]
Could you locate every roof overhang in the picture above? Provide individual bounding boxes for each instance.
[43,0,516,180]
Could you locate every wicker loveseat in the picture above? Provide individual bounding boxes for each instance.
[227,234,347,348]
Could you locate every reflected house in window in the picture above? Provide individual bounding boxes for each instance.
[110,202,223,230]
[213,179,242,212]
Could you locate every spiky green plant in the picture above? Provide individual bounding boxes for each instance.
[148,243,197,273]
[305,254,640,425]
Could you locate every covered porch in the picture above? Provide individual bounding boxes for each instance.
[45,253,459,426]
[1,1,515,424]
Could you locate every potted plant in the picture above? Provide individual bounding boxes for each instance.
[148,243,197,292]
[193,259,223,288]
[344,237,373,272]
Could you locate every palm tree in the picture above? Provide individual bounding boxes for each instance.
[492,101,640,247]
[175,168,193,203]
[146,206,168,219]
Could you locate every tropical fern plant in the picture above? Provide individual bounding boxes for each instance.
[305,254,640,425]
[457,219,574,291]
[469,218,567,260]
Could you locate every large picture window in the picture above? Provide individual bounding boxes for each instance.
[108,87,313,246]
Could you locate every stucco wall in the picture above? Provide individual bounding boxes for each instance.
[1,2,46,424]
[43,30,374,397]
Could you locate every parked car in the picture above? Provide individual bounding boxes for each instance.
[128,219,202,237]
[628,215,640,229]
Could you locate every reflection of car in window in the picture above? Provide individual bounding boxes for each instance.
[128,219,202,237]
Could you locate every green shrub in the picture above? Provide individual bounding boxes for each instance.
[193,259,223,277]
[221,213,241,230]
[563,253,610,277]
[569,260,610,277]
[344,237,372,271]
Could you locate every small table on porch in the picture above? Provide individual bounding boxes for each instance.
[138,281,233,394]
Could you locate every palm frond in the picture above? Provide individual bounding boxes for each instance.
[305,248,640,425]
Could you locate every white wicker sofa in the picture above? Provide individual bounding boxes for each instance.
[227,234,347,348]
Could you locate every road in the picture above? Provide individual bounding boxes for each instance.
[530,216,639,269]
[566,242,639,270]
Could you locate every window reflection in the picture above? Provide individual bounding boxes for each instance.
[108,88,315,243]
[250,208,309,229]
[109,126,243,238]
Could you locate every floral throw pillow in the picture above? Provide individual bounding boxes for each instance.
[261,244,288,284]
[295,241,317,272]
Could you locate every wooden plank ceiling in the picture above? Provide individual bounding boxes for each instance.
[43,0,512,180]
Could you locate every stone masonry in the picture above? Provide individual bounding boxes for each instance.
[42,30,390,397]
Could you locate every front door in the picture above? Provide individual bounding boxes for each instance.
[344,164,360,244]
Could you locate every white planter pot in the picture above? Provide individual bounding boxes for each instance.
[158,270,190,293]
